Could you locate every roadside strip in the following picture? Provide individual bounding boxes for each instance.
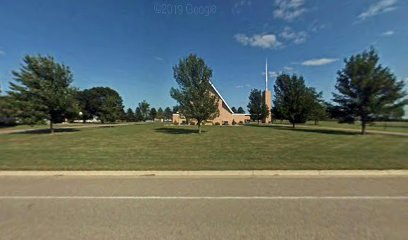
[0,170,407,177]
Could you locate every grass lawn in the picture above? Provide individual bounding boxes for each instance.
[0,123,407,170]
[306,121,408,133]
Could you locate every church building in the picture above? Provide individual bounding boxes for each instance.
[173,60,272,125]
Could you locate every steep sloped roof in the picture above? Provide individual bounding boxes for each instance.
[209,81,234,114]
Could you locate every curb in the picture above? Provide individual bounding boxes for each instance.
[0,170,407,177]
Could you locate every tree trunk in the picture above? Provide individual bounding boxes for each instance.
[361,121,366,135]
[314,120,318,125]
[292,122,295,128]
[198,121,202,134]
[50,120,54,134]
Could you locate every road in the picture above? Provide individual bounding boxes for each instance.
[0,175,407,239]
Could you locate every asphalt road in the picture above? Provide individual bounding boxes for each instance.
[0,176,407,239]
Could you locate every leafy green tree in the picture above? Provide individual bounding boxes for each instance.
[138,100,150,121]
[247,89,269,124]
[308,90,327,125]
[149,107,157,120]
[156,107,164,120]
[135,107,144,122]
[272,106,285,123]
[164,107,173,120]
[325,102,344,120]
[231,107,237,113]
[77,87,124,123]
[172,105,180,113]
[125,108,135,122]
[170,54,219,134]
[237,107,245,114]
[273,74,316,128]
[8,55,77,133]
[333,48,407,134]
[0,93,16,126]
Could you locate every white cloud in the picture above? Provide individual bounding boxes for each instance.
[154,56,164,61]
[301,58,338,66]
[283,66,294,71]
[280,27,307,44]
[274,0,307,21]
[234,33,282,49]
[358,0,398,20]
[232,0,252,15]
[235,83,251,89]
[382,30,395,36]
[262,71,281,78]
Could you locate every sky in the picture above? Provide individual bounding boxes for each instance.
[0,0,407,114]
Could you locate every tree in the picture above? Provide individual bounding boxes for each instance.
[156,107,164,120]
[231,107,237,113]
[125,108,135,122]
[149,107,157,120]
[134,107,144,122]
[77,87,124,123]
[164,107,173,120]
[170,54,219,134]
[0,93,16,126]
[237,107,245,114]
[308,90,327,125]
[247,89,269,124]
[172,105,180,113]
[333,48,407,134]
[272,106,285,123]
[273,74,316,128]
[8,55,77,133]
[138,100,150,121]
[325,102,344,121]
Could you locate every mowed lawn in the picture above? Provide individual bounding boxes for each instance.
[0,123,407,170]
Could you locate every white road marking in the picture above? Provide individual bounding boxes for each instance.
[0,196,407,200]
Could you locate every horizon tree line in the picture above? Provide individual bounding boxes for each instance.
[1,48,407,135]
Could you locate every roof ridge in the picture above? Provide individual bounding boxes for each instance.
[209,81,234,114]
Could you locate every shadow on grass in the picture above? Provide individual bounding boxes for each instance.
[155,127,204,135]
[248,124,359,136]
[13,128,80,135]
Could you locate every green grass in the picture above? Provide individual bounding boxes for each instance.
[270,120,408,133]
[0,123,407,170]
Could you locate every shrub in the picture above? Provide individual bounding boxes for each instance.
[214,122,220,126]
[232,120,237,125]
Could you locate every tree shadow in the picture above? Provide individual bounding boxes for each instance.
[13,128,80,135]
[155,127,204,135]
[248,124,360,136]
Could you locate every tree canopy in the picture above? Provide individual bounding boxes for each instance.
[273,74,317,128]
[247,89,269,123]
[170,54,219,133]
[237,107,245,114]
[77,87,124,123]
[8,55,77,133]
[149,107,157,120]
[164,107,173,120]
[138,100,150,121]
[333,48,407,134]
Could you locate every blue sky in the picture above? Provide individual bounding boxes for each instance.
[0,0,407,113]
